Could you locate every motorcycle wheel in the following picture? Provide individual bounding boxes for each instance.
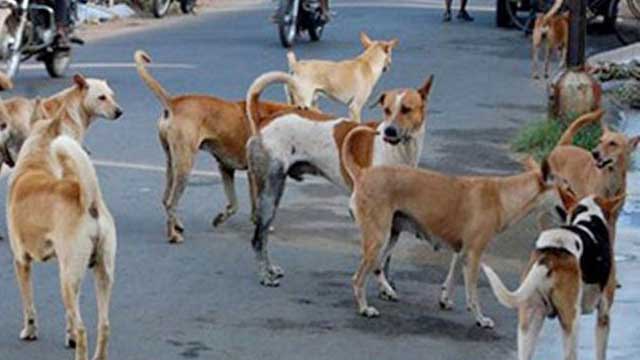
[153,0,172,18]
[44,51,71,78]
[308,23,324,41]
[278,0,297,48]
[180,0,195,14]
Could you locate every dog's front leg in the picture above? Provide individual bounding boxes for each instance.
[348,99,364,123]
[439,252,461,310]
[463,249,495,328]
[14,259,38,341]
[379,227,400,300]
[212,165,238,227]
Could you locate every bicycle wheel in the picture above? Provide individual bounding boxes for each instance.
[612,0,640,44]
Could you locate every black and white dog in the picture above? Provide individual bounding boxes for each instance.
[482,187,624,360]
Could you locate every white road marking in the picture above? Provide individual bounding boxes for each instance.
[8,62,196,71]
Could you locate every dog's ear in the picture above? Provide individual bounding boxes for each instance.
[73,73,88,90]
[384,38,399,52]
[557,185,577,212]
[539,157,555,186]
[519,155,538,171]
[418,75,434,100]
[595,194,626,221]
[369,93,386,109]
[628,135,640,151]
[360,32,373,48]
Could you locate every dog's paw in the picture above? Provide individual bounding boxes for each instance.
[439,293,454,310]
[168,232,184,244]
[19,325,38,341]
[475,316,495,329]
[359,306,380,318]
[378,288,398,302]
[65,333,77,348]
[174,221,185,234]
[268,264,285,279]
[259,274,281,287]
[212,213,226,228]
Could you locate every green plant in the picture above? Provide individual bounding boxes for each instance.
[511,116,602,161]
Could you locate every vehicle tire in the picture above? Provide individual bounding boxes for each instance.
[278,0,297,48]
[180,0,195,14]
[496,0,512,27]
[153,0,171,18]
[44,51,71,78]
[308,21,324,41]
[612,0,640,44]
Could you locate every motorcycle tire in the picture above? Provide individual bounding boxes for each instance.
[308,23,324,41]
[44,51,71,78]
[278,0,297,48]
[153,0,172,18]
[180,0,195,14]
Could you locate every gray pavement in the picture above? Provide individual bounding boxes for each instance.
[0,1,634,359]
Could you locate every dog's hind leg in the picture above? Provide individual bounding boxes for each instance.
[14,258,38,341]
[212,164,238,227]
[251,159,287,286]
[554,279,581,360]
[544,43,551,79]
[92,227,115,360]
[439,252,461,310]
[517,303,546,360]
[159,129,173,207]
[59,259,89,360]
[379,227,400,301]
[164,141,195,244]
[464,246,495,328]
[353,229,384,317]
[595,291,613,360]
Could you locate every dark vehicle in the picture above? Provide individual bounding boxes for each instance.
[274,0,329,48]
[0,0,82,78]
[152,0,195,18]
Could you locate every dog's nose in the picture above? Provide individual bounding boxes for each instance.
[384,127,398,138]
[114,108,123,119]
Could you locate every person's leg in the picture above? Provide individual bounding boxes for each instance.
[443,0,453,21]
[457,0,474,21]
[55,0,71,49]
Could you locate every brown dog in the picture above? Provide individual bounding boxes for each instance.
[134,50,308,243]
[7,106,117,360]
[342,126,553,327]
[286,32,398,122]
[0,74,123,168]
[483,188,624,360]
[531,4,568,79]
[245,71,433,287]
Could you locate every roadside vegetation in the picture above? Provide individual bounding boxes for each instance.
[512,114,602,161]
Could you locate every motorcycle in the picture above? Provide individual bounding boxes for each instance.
[152,0,195,18]
[274,0,329,48]
[0,0,81,79]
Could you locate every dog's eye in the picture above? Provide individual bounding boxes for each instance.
[98,95,107,101]
[401,106,411,114]
[608,141,617,147]
[384,108,391,116]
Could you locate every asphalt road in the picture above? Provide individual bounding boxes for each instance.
[0,2,630,359]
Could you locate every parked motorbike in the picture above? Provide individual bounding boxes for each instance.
[0,0,81,79]
[152,0,195,18]
[274,0,329,48]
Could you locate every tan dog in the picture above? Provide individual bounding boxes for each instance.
[531,2,568,79]
[7,106,116,360]
[342,126,553,327]
[547,109,638,236]
[0,74,123,168]
[483,188,624,360]
[245,71,433,286]
[286,32,398,122]
[134,50,308,243]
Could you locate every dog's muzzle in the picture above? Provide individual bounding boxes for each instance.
[382,126,411,145]
[114,108,124,119]
[592,150,613,169]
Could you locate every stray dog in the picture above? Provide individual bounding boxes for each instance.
[286,32,398,122]
[482,188,624,360]
[7,105,117,360]
[547,108,638,237]
[246,71,433,286]
[531,0,568,79]
[342,126,553,327]
[0,74,123,168]
[135,50,308,243]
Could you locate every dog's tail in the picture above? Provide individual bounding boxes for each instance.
[134,50,172,111]
[50,136,101,213]
[543,0,563,22]
[245,71,302,137]
[341,126,378,185]
[556,108,604,146]
[286,51,297,71]
[482,263,548,309]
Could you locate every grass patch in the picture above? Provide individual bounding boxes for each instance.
[511,116,602,161]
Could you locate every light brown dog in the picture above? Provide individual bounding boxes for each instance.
[7,105,117,360]
[483,188,624,360]
[0,74,123,168]
[547,109,638,236]
[531,4,568,79]
[134,50,308,243]
[245,71,433,287]
[286,32,398,122]
[342,126,553,327]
